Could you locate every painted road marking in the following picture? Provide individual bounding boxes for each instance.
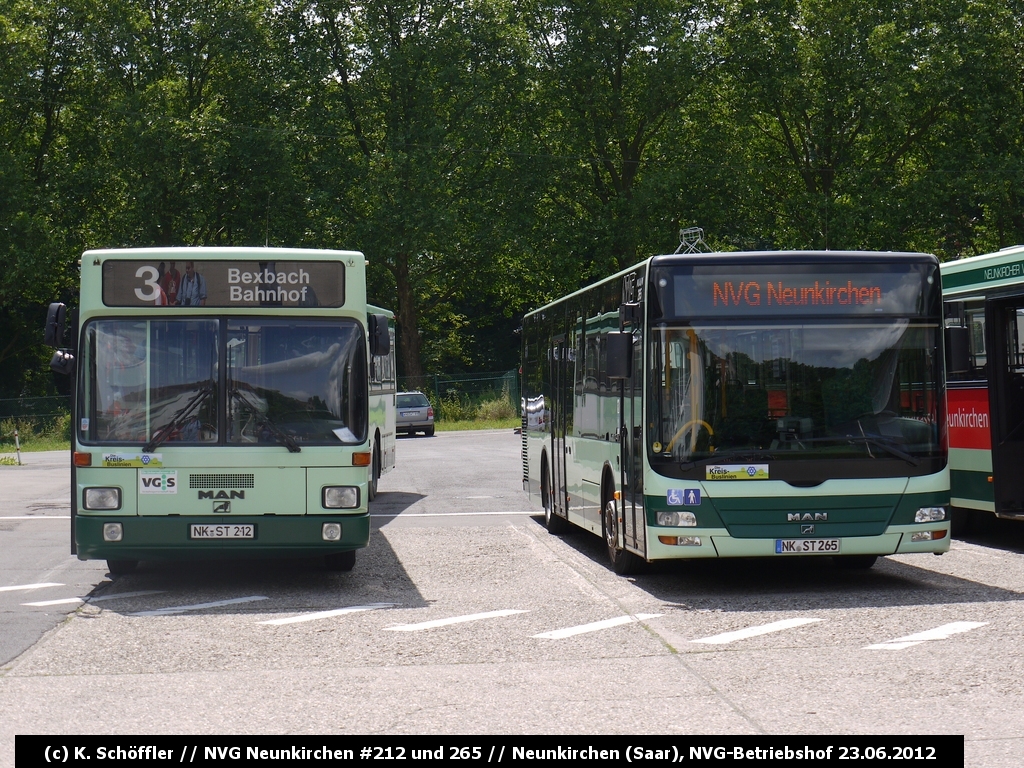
[371,511,536,518]
[260,603,396,626]
[386,609,527,632]
[22,590,167,607]
[691,617,823,645]
[132,596,268,616]
[865,621,989,650]
[0,582,64,593]
[0,516,71,520]
[532,613,663,639]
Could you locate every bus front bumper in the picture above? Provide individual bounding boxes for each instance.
[646,523,951,560]
[74,514,370,561]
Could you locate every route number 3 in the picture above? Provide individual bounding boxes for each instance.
[134,266,161,302]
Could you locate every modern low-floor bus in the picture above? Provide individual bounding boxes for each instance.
[521,250,950,573]
[941,244,1024,526]
[44,247,395,574]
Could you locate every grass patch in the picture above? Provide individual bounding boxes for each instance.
[435,417,520,432]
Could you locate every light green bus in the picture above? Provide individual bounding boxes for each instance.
[941,245,1024,526]
[45,247,395,574]
[521,250,950,573]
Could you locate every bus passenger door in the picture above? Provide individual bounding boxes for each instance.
[988,297,1024,517]
[620,329,645,554]
[550,336,569,519]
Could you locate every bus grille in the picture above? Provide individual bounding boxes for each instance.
[190,474,255,489]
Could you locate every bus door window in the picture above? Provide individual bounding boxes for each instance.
[988,300,1024,515]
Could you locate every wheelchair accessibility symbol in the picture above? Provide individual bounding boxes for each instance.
[667,488,700,506]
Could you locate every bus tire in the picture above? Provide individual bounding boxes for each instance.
[603,498,645,575]
[107,559,138,575]
[325,550,356,572]
[542,461,571,535]
[368,442,380,502]
[833,555,878,570]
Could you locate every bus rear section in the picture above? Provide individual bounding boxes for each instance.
[47,247,390,573]
[523,251,950,572]
[942,245,1024,524]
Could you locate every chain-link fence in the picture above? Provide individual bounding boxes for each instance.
[0,395,72,447]
[398,369,520,422]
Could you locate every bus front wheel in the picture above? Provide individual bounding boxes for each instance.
[603,499,645,575]
[833,555,878,570]
[325,550,356,572]
[107,559,138,575]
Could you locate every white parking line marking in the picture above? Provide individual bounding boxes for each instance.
[371,511,536,518]
[691,617,823,645]
[260,603,396,626]
[22,590,167,607]
[386,609,527,631]
[865,621,989,650]
[0,516,71,520]
[0,582,64,593]
[532,613,663,639]
[132,596,268,616]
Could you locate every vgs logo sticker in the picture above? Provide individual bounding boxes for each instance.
[139,470,177,494]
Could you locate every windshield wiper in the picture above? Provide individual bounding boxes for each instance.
[800,436,920,466]
[143,382,214,453]
[230,387,301,453]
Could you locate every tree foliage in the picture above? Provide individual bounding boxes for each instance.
[2,0,1023,396]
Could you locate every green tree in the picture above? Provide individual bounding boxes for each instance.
[282,0,534,377]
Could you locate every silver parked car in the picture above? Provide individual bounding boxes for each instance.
[396,391,434,436]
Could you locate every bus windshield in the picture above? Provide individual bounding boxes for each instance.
[648,321,943,475]
[79,317,368,446]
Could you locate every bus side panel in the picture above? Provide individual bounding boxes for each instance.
[947,386,995,511]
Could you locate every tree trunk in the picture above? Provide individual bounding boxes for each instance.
[393,255,423,380]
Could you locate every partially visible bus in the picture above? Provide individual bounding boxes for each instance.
[941,245,1024,526]
[522,250,950,573]
[44,247,395,574]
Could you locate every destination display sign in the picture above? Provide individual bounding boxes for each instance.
[102,260,345,308]
[656,264,934,318]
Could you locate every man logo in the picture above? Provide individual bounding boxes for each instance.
[801,524,815,535]
[787,513,827,521]
[198,490,245,500]
[213,501,231,513]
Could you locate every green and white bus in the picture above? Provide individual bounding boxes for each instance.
[45,247,395,574]
[521,250,950,573]
[941,245,1024,525]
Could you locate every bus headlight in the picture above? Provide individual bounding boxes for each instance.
[84,487,121,510]
[102,522,123,542]
[915,507,946,523]
[322,486,359,509]
[656,510,697,527]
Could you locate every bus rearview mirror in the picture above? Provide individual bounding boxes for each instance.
[369,314,390,356]
[44,302,66,347]
[606,331,632,379]
[945,326,970,374]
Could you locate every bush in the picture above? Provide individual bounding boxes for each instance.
[477,389,516,421]
[436,391,475,422]
[0,412,71,451]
